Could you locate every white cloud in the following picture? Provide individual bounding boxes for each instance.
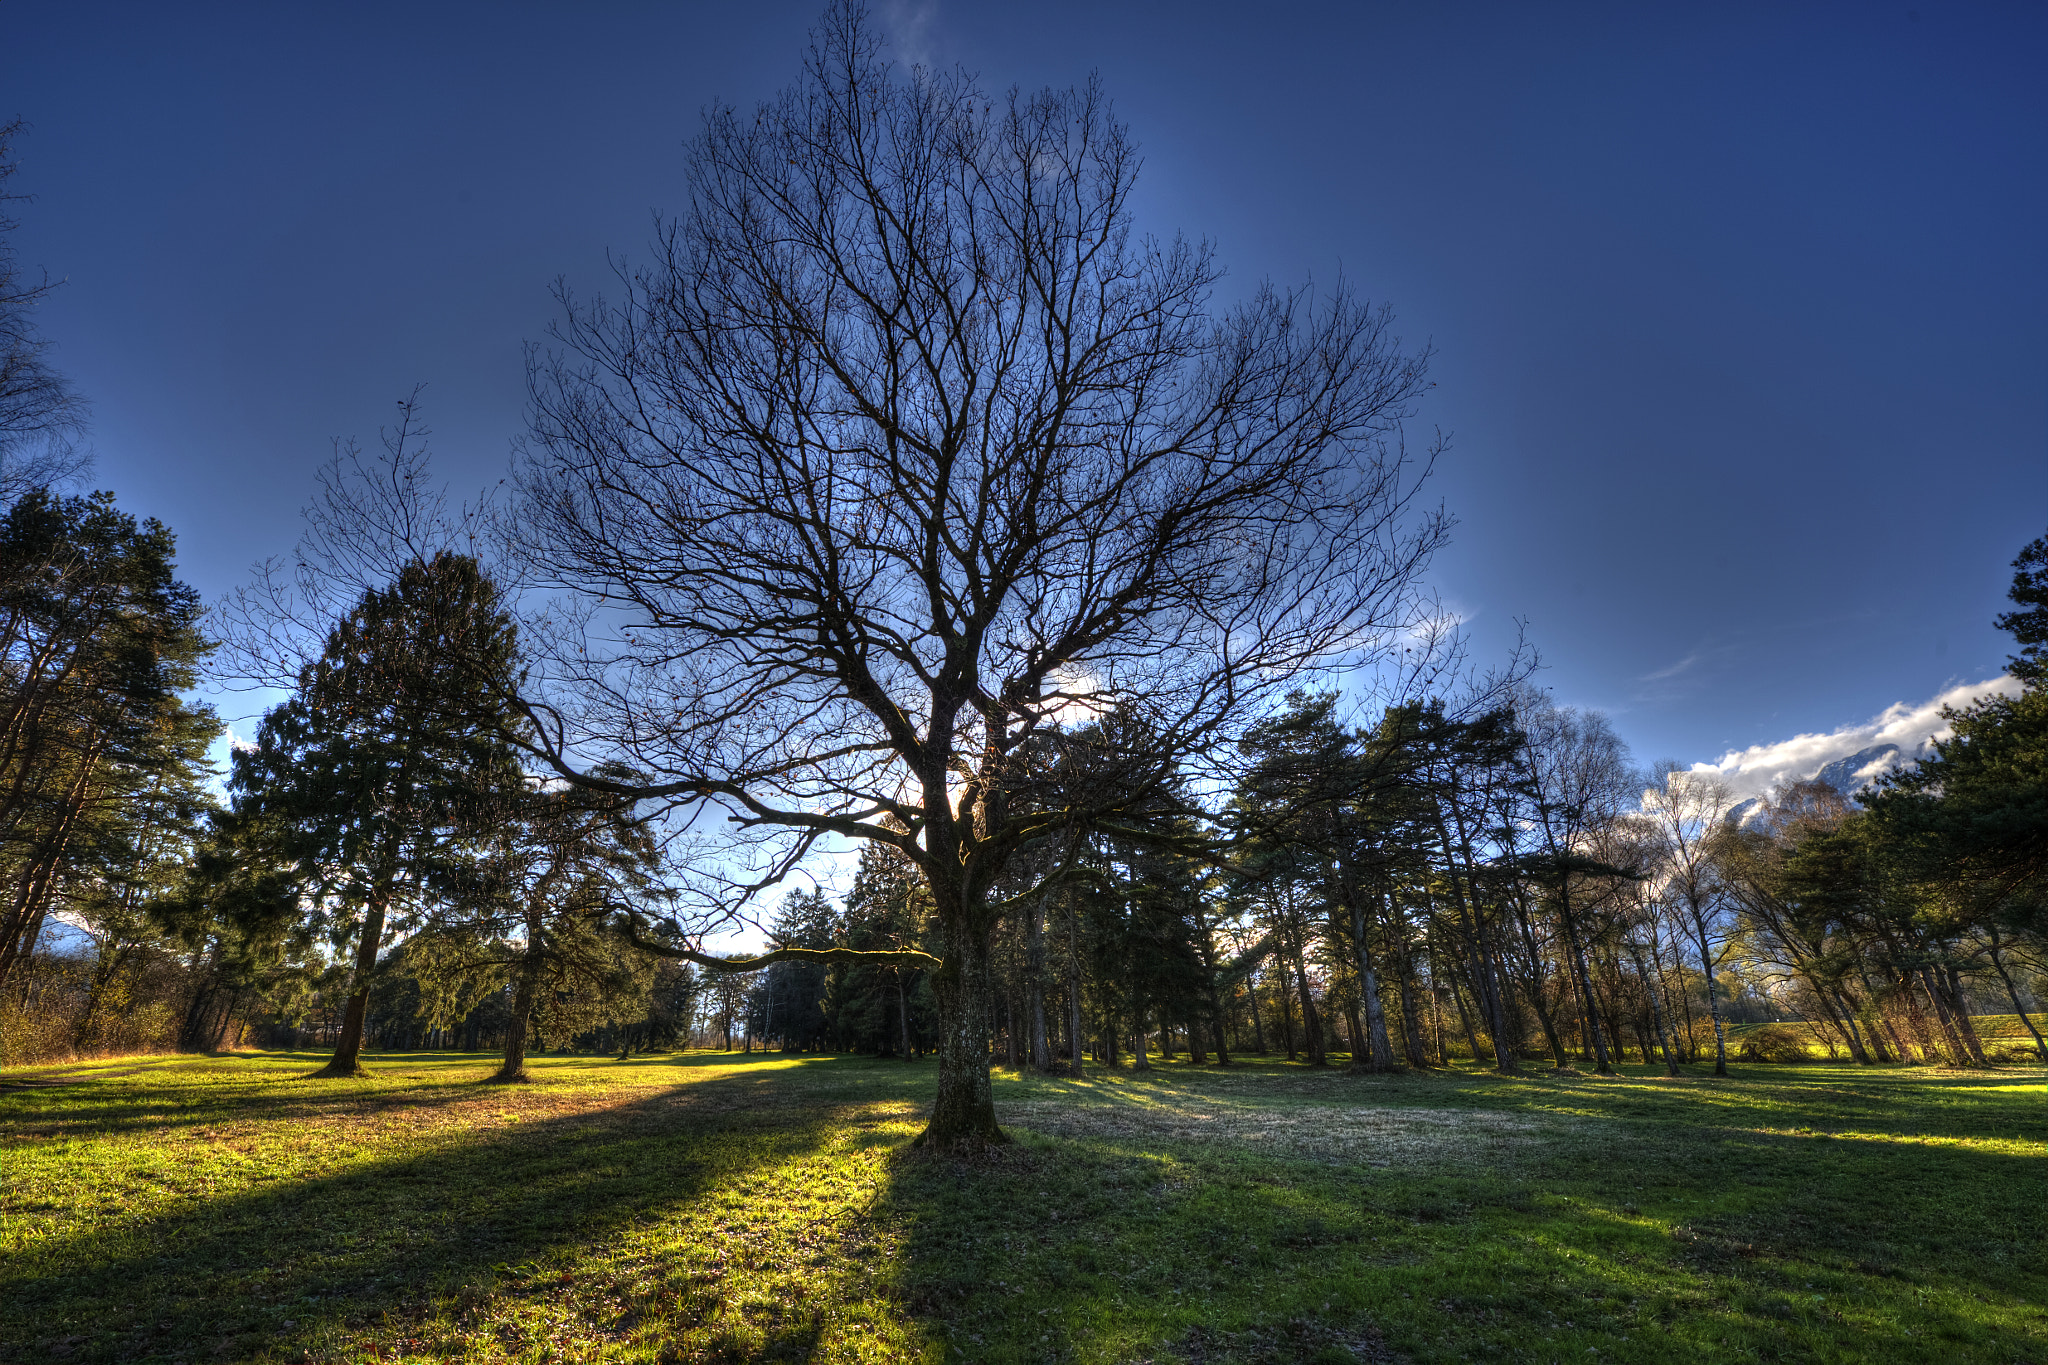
[1691,675,2022,801]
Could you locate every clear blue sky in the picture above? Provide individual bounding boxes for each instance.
[7,1,2043,773]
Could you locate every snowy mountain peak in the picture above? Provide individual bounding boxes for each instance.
[1813,742,1903,799]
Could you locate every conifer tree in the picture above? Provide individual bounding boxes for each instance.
[0,488,214,995]
[227,552,523,1076]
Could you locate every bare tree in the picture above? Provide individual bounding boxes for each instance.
[214,392,490,693]
[1641,762,1734,1074]
[1512,693,1638,1075]
[1593,809,1682,1074]
[0,120,90,502]
[511,6,1447,1148]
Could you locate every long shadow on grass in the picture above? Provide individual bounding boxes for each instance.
[0,1054,531,1140]
[0,1050,861,1140]
[880,1067,2048,1365]
[881,1117,1467,1364]
[0,1058,846,1365]
[987,1061,2048,1145]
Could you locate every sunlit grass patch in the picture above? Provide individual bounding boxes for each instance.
[329,1104,937,1363]
[1,1051,2043,1363]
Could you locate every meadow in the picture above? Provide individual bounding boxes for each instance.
[1,1051,2042,1364]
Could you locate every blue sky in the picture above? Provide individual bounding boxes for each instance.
[7,1,2043,785]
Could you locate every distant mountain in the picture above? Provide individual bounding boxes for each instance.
[1695,676,2014,818]
[1720,742,1907,826]
[1813,742,1903,799]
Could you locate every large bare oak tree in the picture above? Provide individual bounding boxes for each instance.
[514,7,1447,1148]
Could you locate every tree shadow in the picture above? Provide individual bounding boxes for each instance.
[877,1064,2047,1364]
[0,1063,510,1140]
[7,1055,2039,1363]
[877,1126,1411,1365]
[0,1059,846,1364]
[0,1048,845,1141]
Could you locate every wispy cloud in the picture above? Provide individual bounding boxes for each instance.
[877,0,942,67]
[1640,652,1701,683]
[1691,675,2021,801]
[1628,641,1747,704]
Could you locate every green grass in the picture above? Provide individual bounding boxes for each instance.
[1,1050,2043,1363]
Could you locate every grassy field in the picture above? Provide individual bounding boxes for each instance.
[1,1050,2042,1364]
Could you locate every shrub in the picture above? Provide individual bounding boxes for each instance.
[0,994,75,1067]
[1735,1023,1814,1063]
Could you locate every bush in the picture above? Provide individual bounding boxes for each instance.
[1735,1023,1814,1063]
[0,951,190,1068]
[0,993,76,1067]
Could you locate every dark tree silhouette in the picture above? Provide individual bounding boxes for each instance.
[227,553,525,1077]
[0,120,89,500]
[513,7,1446,1147]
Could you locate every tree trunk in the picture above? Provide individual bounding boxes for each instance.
[1986,930,2048,1063]
[1433,818,1518,1072]
[1834,990,1878,1062]
[1067,974,1085,1078]
[312,889,389,1078]
[1351,938,1395,1071]
[1507,894,1570,1068]
[1943,963,1990,1066]
[1888,968,1936,1062]
[1293,946,1327,1067]
[1027,888,1051,1071]
[1689,913,1728,1075]
[1626,939,1680,1076]
[0,741,98,997]
[1558,885,1614,1075]
[1850,963,1899,1061]
[177,948,220,1051]
[1195,923,1231,1065]
[1918,964,1983,1067]
[1394,944,1429,1068]
[491,899,549,1082]
[1668,936,1699,1061]
[899,969,914,1062]
[1427,964,1448,1064]
[1605,996,1631,1067]
[1804,975,1869,1063]
[1344,884,1397,1071]
[1274,972,1297,1060]
[1448,967,1484,1064]
[492,953,542,1082]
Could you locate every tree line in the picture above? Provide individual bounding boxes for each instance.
[11,510,2038,1084]
[708,598,2048,1081]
